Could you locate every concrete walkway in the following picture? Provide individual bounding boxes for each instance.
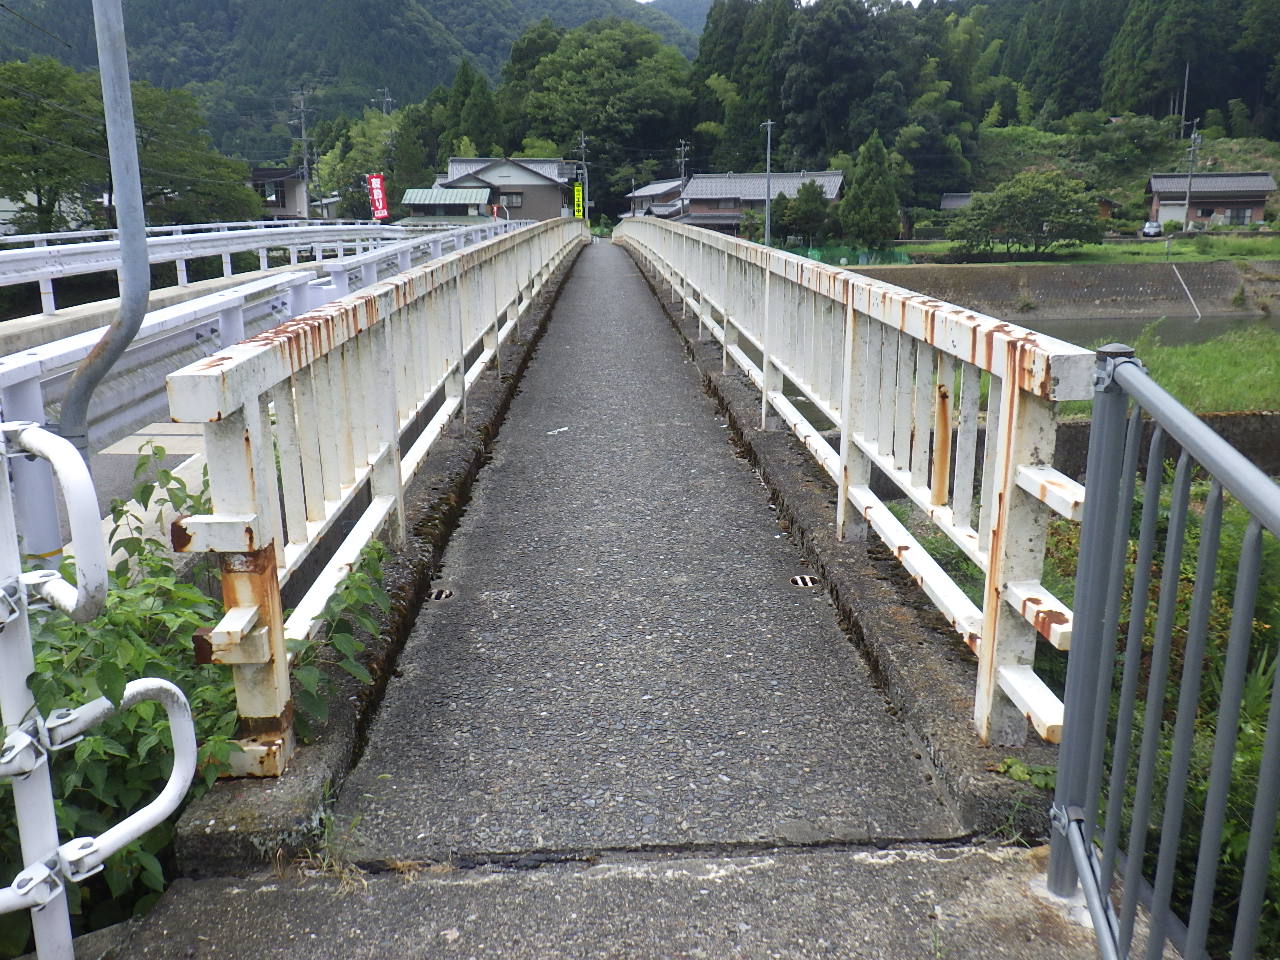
[108,243,1097,958]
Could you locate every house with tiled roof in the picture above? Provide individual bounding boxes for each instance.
[624,178,685,218]
[399,187,494,226]
[1146,171,1276,227]
[674,170,844,233]
[436,157,576,221]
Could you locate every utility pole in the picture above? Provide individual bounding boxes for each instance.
[1179,62,1190,138]
[578,130,590,225]
[292,87,313,219]
[677,138,690,218]
[371,86,395,115]
[1182,118,1201,233]
[761,119,775,246]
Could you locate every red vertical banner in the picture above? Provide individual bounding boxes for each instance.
[367,174,389,220]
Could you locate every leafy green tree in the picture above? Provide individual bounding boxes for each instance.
[738,206,763,241]
[0,57,257,232]
[519,18,693,214]
[770,191,791,239]
[314,108,396,217]
[1228,98,1256,138]
[946,170,1102,255]
[0,58,102,232]
[513,136,561,158]
[785,179,829,244]
[839,131,899,249]
[1025,0,1124,117]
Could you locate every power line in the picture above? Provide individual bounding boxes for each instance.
[0,118,257,186]
[0,1,71,49]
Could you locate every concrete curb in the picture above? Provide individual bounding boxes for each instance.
[620,241,1057,842]
[172,239,588,877]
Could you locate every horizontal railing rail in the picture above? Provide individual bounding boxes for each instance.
[1050,346,1280,960]
[615,217,1094,745]
[165,217,586,775]
[0,221,525,561]
[0,218,380,248]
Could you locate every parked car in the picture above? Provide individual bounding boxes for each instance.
[1141,221,1163,237]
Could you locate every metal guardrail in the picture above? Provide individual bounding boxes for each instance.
[1049,347,1280,960]
[0,221,410,313]
[615,218,1094,745]
[165,217,586,775]
[0,422,196,960]
[0,218,378,247]
[0,221,530,560]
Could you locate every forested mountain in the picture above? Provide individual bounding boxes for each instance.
[0,0,695,160]
[4,0,1279,231]
[644,0,715,34]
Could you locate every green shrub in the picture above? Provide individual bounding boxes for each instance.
[0,445,386,957]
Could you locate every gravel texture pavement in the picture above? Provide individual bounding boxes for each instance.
[334,242,962,862]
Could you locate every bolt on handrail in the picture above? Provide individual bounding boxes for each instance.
[615,217,1094,746]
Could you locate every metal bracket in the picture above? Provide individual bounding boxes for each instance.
[0,728,47,781]
[0,578,20,626]
[17,570,58,614]
[41,707,83,752]
[10,858,64,910]
[57,837,104,883]
[1049,803,1085,837]
[1093,352,1145,392]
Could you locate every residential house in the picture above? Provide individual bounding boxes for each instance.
[250,168,309,220]
[399,187,494,226]
[436,157,576,221]
[675,170,844,233]
[624,178,684,219]
[939,193,972,211]
[1146,171,1275,227]
[0,194,21,235]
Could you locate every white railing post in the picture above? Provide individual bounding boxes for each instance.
[200,404,294,776]
[974,370,1060,746]
[760,260,779,430]
[35,240,56,313]
[0,429,75,959]
[0,379,61,563]
[218,305,245,347]
[836,297,871,541]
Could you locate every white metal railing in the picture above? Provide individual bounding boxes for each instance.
[0,221,531,561]
[615,218,1094,746]
[0,422,195,960]
[166,217,586,775]
[0,219,380,248]
[0,221,409,313]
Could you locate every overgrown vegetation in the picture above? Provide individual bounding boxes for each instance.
[0,446,387,958]
[1056,323,1280,417]
[897,443,1280,953]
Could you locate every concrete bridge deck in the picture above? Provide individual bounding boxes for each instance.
[101,243,1097,958]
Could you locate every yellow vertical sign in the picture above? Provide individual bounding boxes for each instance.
[573,181,584,218]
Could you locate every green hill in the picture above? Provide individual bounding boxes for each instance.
[0,0,695,158]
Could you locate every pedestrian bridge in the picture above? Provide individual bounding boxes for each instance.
[1,217,1278,959]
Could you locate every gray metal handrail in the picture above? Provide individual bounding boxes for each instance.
[1051,344,1280,959]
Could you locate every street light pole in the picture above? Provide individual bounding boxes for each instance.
[578,131,590,226]
[59,0,151,463]
[761,119,775,245]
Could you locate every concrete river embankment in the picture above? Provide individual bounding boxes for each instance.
[860,259,1280,345]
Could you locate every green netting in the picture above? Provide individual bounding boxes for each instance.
[781,245,909,266]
